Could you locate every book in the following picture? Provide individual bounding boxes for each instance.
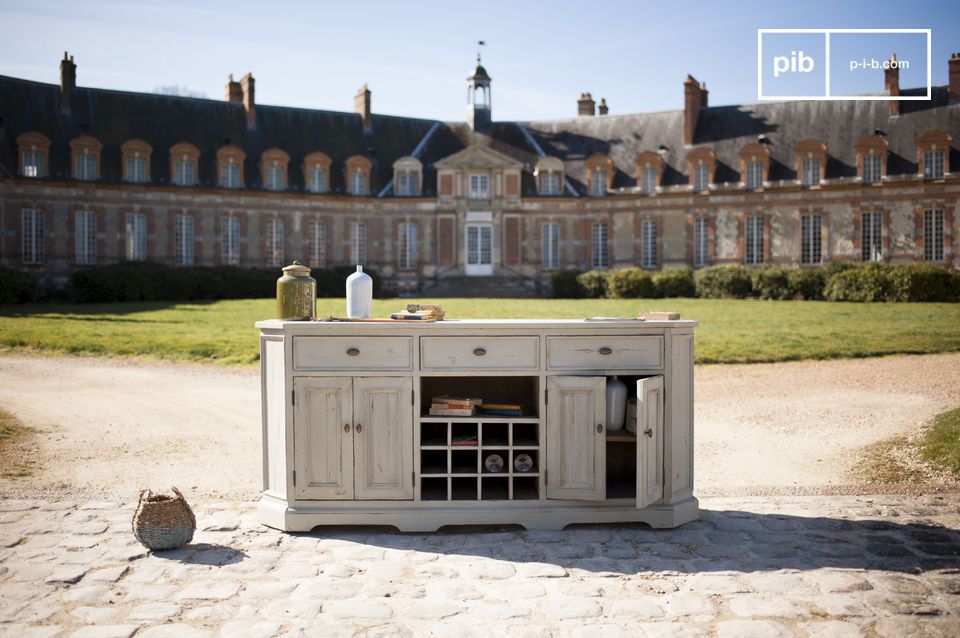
[429,407,476,416]
[481,403,523,411]
[432,395,482,407]
[480,408,525,417]
[451,434,478,446]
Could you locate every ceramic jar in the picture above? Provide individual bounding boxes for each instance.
[276,261,316,321]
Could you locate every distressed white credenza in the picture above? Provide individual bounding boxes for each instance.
[256,318,697,532]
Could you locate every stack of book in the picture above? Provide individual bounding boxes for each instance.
[480,403,525,417]
[428,395,482,416]
[390,304,445,321]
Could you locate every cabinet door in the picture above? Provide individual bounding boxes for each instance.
[546,376,606,501]
[636,376,665,509]
[293,377,353,500]
[353,377,414,500]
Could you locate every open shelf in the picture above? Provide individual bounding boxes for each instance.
[420,376,539,419]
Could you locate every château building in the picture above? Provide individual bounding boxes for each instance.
[1,52,958,294]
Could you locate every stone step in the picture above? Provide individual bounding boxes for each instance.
[423,275,541,298]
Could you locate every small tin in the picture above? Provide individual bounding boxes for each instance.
[276,260,316,321]
[484,454,504,473]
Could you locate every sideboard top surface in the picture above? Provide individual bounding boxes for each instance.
[257,318,698,332]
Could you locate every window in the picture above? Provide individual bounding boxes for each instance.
[469,174,490,199]
[126,155,148,183]
[311,221,326,267]
[641,219,657,269]
[693,162,710,191]
[924,151,945,179]
[541,172,560,195]
[75,152,97,181]
[75,211,97,265]
[590,171,606,197]
[125,213,147,261]
[22,149,45,178]
[542,223,560,270]
[861,212,883,262]
[744,216,764,265]
[923,209,945,262]
[21,209,44,264]
[175,215,195,266]
[266,218,284,268]
[801,214,822,265]
[265,164,285,191]
[862,154,882,184]
[174,159,196,186]
[693,218,709,268]
[350,222,367,264]
[641,167,657,195]
[591,222,608,269]
[221,217,240,266]
[349,171,367,196]
[396,173,419,196]
[220,160,241,188]
[398,222,417,270]
[307,167,327,193]
[745,161,764,189]
[801,159,820,186]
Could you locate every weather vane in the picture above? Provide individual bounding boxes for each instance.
[477,40,486,65]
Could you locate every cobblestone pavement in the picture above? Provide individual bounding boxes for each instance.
[1,494,958,637]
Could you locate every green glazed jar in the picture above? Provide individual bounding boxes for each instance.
[276,260,316,321]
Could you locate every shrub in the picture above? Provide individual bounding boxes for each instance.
[821,259,856,280]
[653,268,695,298]
[694,265,753,299]
[69,261,385,303]
[576,270,610,298]
[824,262,892,302]
[888,263,960,302]
[0,268,39,305]
[751,266,794,300]
[788,268,826,300]
[607,268,656,298]
[550,270,586,298]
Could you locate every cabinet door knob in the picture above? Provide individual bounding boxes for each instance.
[344,424,351,433]
[596,424,604,433]
[355,423,363,433]
[473,347,487,356]
[643,428,653,438]
[598,347,613,355]
[346,347,360,356]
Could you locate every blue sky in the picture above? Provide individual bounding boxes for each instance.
[1,0,958,121]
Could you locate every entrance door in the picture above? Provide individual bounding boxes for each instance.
[465,223,494,276]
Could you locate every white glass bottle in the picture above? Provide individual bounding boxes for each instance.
[346,265,372,319]
[605,375,627,431]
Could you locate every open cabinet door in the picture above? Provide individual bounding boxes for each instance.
[546,376,606,500]
[636,376,665,509]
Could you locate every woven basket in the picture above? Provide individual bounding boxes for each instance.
[132,487,196,551]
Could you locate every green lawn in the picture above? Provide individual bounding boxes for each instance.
[922,407,960,477]
[0,298,958,366]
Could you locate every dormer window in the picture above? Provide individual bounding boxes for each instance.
[586,154,613,198]
[393,156,423,197]
[127,153,147,183]
[217,145,245,189]
[17,132,50,178]
[170,142,200,186]
[121,139,152,184]
[469,173,490,199]
[345,155,372,196]
[635,152,664,196]
[260,148,289,191]
[397,173,417,196]
[535,156,564,196]
[265,163,284,190]
[917,130,952,180]
[304,151,332,194]
[924,150,945,179]
[70,134,102,181]
[640,167,657,194]
[854,134,888,185]
[745,161,764,188]
[590,171,606,196]
[738,143,770,190]
[351,170,367,195]
[795,139,827,187]
[862,154,882,183]
[687,147,715,193]
[801,158,820,186]
[693,162,710,192]
[541,172,560,195]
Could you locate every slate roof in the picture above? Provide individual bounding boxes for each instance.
[1,72,957,196]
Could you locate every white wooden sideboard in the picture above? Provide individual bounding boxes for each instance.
[256,318,698,532]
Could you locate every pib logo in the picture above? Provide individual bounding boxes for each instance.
[773,50,815,77]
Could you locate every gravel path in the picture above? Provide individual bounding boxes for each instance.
[1,352,958,499]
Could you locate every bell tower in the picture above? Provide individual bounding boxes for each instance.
[467,52,492,133]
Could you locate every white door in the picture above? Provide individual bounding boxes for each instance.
[546,376,606,501]
[636,376,665,509]
[465,223,494,276]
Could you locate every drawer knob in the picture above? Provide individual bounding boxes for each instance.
[598,347,613,355]
[644,428,653,438]
[473,347,487,357]
[596,424,604,433]
[355,423,363,433]
[344,424,351,433]
[346,347,360,356]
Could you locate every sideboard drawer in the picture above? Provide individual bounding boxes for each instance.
[421,336,539,371]
[293,336,413,371]
[546,336,663,370]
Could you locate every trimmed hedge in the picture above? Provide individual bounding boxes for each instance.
[751,266,793,300]
[694,265,753,299]
[888,263,960,302]
[652,268,696,297]
[69,261,385,303]
[0,268,39,305]
[549,270,586,298]
[607,268,657,298]
[787,268,826,300]
[824,262,891,302]
[576,270,610,298]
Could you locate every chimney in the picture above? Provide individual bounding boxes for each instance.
[598,98,609,115]
[578,92,596,116]
[225,74,243,103]
[240,73,255,130]
[949,52,960,103]
[683,75,708,145]
[355,84,372,130]
[60,52,76,115]
[884,53,900,117]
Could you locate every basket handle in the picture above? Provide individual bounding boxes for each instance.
[171,486,185,500]
[138,488,152,505]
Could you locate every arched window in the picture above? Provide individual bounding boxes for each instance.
[261,148,289,191]
[917,130,952,179]
[795,139,827,186]
[121,139,152,183]
[345,155,372,196]
[635,151,663,195]
[16,132,51,178]
[854,135,889,184]
[304,151,332,194]
[686,147,715,192]
[535,157,564,196]
[216,145,246,188]
[70,134,103,181]
[170,142,200,186]
[585,154,613,197]
[393,156,423,196]
[738,143,770,189]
